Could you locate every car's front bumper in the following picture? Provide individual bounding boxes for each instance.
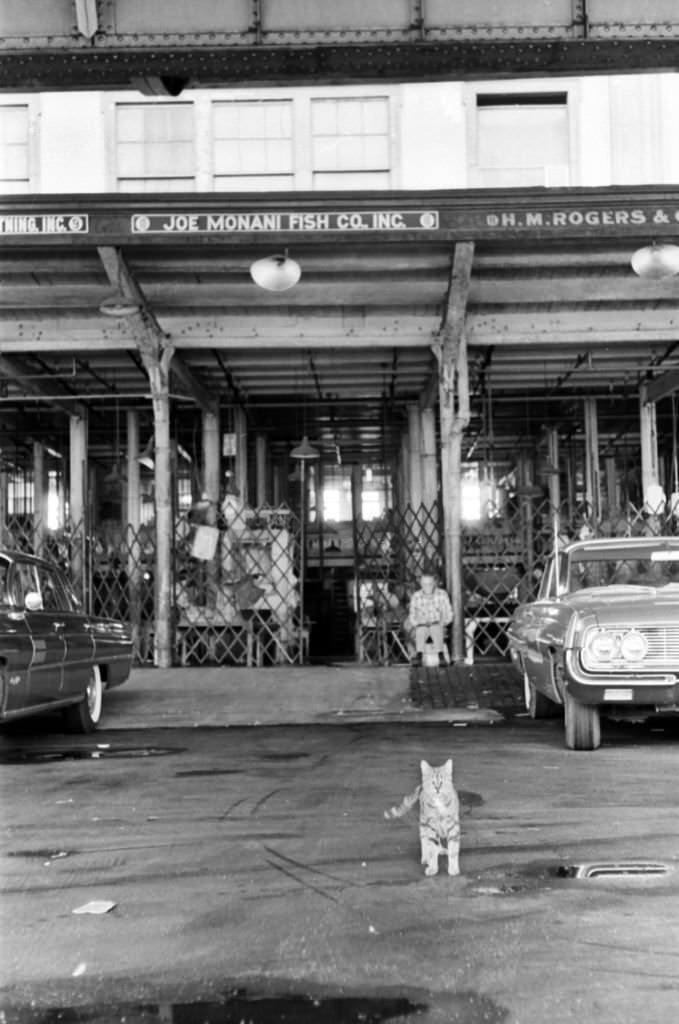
[564,649,679,707]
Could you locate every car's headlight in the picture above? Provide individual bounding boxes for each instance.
[619,630,648,662]
[583,627,648,666]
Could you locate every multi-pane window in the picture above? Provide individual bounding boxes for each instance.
[0,105,30,193]
[213,100,293,190]
[475,93,570,187]
[115,103,194,191]
[311,97,390,189]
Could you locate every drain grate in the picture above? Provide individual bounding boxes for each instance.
[558,861,673,879]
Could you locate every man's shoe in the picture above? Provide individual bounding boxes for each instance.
[411,653,423,667]
[438,652,448,667]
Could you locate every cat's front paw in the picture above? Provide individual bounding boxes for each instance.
[447,864,460,876]
[424,864,438,876]
[384,809,394,819]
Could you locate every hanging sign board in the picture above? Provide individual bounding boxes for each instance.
[0,214,89,235]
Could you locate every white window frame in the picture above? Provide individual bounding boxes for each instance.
[310,94,393,190]
[0,98,39,193]
[107,96,198,192]
[211,98,295,191]
[466,81,580,188]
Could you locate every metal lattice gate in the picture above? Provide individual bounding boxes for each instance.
[354,503,442,664]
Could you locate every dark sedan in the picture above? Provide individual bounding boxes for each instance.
[0,550,133,731]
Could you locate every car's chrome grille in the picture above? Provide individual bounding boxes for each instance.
[637,626,679,663]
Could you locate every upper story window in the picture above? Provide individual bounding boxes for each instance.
[213,100,293,190]
[0,105,30,193]
[115,103,194,191]
[311,97,390,189]
[473,92,570,187]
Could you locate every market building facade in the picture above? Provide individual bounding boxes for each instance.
[3,10,679,670]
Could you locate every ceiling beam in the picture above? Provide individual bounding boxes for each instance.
[97,245,217,415]
[644,369,679,404]
[0,353,85,417]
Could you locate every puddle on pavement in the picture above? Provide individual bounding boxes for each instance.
[459,790,484,810]
[3,993,428,1023]
[0,745,185,764]
[259,752,311,761]
[174,768,244,777]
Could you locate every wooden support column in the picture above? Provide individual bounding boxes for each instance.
[256,433,268,506]
[437,241,474,662]
[202,407,221,518]
[234,406,248,502]
[583,397,601,523]
[421,407,438,509]
[640,383,662,510]
[97,245,218,669]
[407,403,423,510]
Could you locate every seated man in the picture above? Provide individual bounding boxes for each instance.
[408,569,453,667]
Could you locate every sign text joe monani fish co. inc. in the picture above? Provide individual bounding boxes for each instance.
[131,210,440,234]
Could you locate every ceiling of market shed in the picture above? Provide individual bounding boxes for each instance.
[2,187,679,478]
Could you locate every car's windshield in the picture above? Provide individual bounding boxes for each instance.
[567,553,679,592]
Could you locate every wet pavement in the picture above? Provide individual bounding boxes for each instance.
[2,663,679,1024]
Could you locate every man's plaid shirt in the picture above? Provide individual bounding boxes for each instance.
[408,587,453,626]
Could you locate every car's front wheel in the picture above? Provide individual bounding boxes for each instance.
[563,688,601,750]
[62,665,103,733]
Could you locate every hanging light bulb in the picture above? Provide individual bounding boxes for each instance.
[250,252,301,292]
[631,242,679,280]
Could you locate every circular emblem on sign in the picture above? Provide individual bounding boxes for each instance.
[67,216,84,232]
[133,215,151,233]
[420,212,437,229]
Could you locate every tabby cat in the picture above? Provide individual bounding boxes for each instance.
[384,758,460,876]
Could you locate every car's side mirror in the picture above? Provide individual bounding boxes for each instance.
[24,591,43,612]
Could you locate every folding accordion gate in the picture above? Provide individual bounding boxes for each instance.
[4,494,678,668]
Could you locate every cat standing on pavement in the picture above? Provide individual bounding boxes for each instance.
[384,758,460,876]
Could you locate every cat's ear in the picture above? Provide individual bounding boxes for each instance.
[443,758,453,776]
[420,759,432,776]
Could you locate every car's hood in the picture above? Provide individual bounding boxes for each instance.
[563,583,679,623]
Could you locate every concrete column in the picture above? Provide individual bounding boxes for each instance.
[583,397,601,522]
[399,431,409,513]
[33,441,48,556]
[421,406,438,509]
[201,407,220,521]
[639,384,662,511]
[407,403,423,510]
[69,411,88,530]
[0,469,7,538]
[126,410,141,531]
[604,455,617,520]
[256,433,268,506]
[234,406,248,502]
[546,427,560,515]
